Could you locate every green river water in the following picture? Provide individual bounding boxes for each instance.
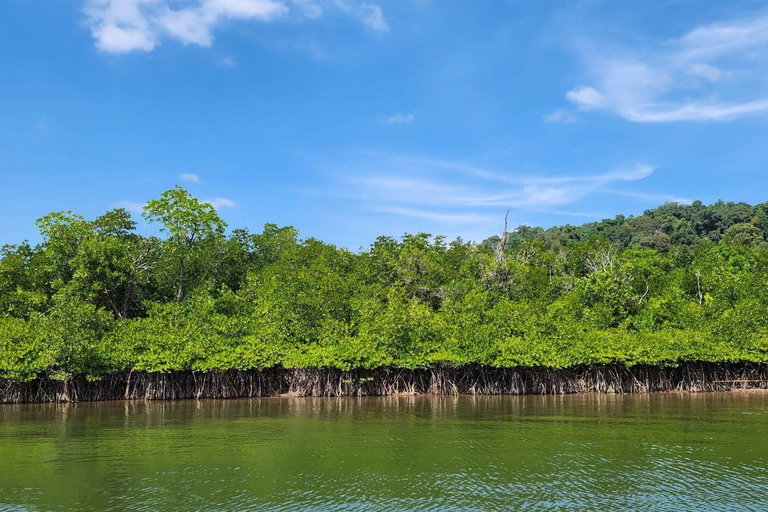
[1,392,767,511]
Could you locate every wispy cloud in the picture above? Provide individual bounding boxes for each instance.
[688,63,732,82]
[559,9,768,122]
[218,56,237,66]
[385,113,415,124]
[203,197,236,209]
[602,189,693,205]
[179,173,200,182]
[351,173,621,208]
[319,153,679,236]
[382,156,655,187]
[359,4,388,32]
[565,86,607,110]
[373,207,495,225]
[543,109,577,124]
[84,0,388,54]
[114,200,146,214]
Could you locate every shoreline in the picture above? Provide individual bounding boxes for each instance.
[2,362,768,403]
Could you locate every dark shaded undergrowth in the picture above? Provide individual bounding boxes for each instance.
[3,363,767,403]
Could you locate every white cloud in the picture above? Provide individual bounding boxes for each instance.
[599,163,655,182]
[688,63,730,82]
[316,153,683,238]
[385,113,415,124]
[543,109,577,124]
[328,1,389,32]
[291,0,323,18]
[405,157,655,187]
[562,10,768,122]
[84,0,388,53]
[179,173,201,182]
[603,189,693,205]
[328,154,672,226]
[360,4,388,32]
[565,86,607,109]
[219,55,237,66]
[114,200,146,214]
[675,14,768,60]
[619,99,768,123]
[203,196,236,208]
[373,207,495,225]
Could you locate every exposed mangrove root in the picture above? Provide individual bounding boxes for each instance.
[2,363,768,404]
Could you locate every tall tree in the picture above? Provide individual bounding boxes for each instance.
[143,186,226,301]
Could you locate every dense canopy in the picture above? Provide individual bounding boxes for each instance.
[2,188,768,383]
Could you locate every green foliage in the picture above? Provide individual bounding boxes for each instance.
[144,186,226,301]
[143,186,226,241]
[2,191,768,382]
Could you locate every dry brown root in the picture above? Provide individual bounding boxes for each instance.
[2,363,767,404]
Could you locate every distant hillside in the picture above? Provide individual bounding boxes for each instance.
[482,200,768,252]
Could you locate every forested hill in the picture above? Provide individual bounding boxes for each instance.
[1,187,768,385]
[481,200,768,252]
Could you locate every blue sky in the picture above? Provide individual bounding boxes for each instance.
[2,0,768,248]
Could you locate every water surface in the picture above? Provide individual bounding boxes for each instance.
[1,392,767,511]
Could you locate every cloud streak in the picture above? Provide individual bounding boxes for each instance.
[557,9,768,123]
[385,113,415,124]
[543,109,577,124]
[351,167,650,209]
[373,207,496,225]
[320,153,680,237]
[203,196,236,208]
[84,0,389,54]
[179,173,200,182]
[114,200,146,214]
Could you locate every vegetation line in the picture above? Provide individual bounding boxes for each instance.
[1,187,768,397]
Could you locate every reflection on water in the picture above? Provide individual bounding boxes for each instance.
[1,392,767,511]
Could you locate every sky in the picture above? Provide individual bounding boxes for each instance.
[2,0,768,249]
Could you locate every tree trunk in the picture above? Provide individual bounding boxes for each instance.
[176,257,185,302]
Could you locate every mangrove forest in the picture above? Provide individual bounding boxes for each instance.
[2,187,768,401]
